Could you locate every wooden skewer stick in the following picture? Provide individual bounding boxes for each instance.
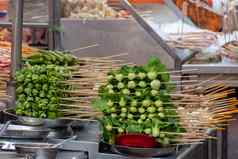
[211,108,237,114]
[206,86,230,95]
[157,69,198,74]
[171,142,204,145]
[213,98,238,105]
[61,97,95,100]
[60,104,92,108]
[97,53,129,59]
[209,102,238,109]
[70,43,99,53]
[204,84,227,94]
[171,75,198,78]
[164,80,198,84]
[210,106,237,112]
[171,139,205,143]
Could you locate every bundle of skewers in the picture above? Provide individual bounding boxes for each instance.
[165,31,218,50]
[174,0,223,32]
[169,77,238,144]
[0,41,36,108]
[222,0,238,35]
[60,54,132,120]
[14,50,238,146]
[15,50,131,119]
[219,40,238,63]
[75,57,238,147]
[0,72,10,103]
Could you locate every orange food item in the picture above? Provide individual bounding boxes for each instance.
[0,41,38,57]
[207,0,213,6]
[174,0,222,32]
[0,0,8,11]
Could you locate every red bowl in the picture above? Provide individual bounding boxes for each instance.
[116,133,159,148]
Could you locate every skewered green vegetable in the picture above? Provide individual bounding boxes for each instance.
[93,57,184,146]
[24,50,78,66]
[15,65,70,119]
[14,50,79,119]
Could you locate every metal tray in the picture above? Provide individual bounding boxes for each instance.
[111,144,176,157]
[0,124,50,139]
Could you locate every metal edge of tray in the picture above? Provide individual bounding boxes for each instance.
[182,64,238,74]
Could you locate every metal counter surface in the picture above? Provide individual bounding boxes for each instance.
[0,121,205,159]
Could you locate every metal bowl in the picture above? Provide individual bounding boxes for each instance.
[15,144,54,154]
[18,117,71,128]
[18,116,44,126]
[0,124,50,139]
[111,144,176,157]
[3,110,72,128]
[15,144,58,159]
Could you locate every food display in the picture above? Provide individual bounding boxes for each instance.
[15,65,70,118]
[14,50,127,120]
[187,52,221,64]
[25,50,78,66]
[222,1,238,34]
[15,50,77,119]
[92,57,184,146]
[219,41,238,63]
[1,0,238,158]
[61,0,129,19]
[0,28,47,45]
[174,0,223,32]
[0,41,37,109]
[166,31,218,50]
[91,56,238,148]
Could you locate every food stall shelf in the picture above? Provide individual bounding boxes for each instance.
[0,21,48,28]
[183,64,238,74]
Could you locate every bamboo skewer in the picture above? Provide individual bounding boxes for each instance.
[70,43,99,53]
[97,53,129,59]
[54,56,238,145]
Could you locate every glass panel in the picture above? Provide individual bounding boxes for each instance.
[8,0,49,23]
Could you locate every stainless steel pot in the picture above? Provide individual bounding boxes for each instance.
[4,110,72,128]
[0,124,50,139]
[15,144,58,159]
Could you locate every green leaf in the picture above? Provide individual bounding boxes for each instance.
[91,98,108,112]
[126,121,143,133]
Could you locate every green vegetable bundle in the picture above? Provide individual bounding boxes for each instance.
[93,57,184,146]
[15,50,77,119]
[24,50,78,66]
[15,65,70,119]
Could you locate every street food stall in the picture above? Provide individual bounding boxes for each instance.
[0,0,237,159]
